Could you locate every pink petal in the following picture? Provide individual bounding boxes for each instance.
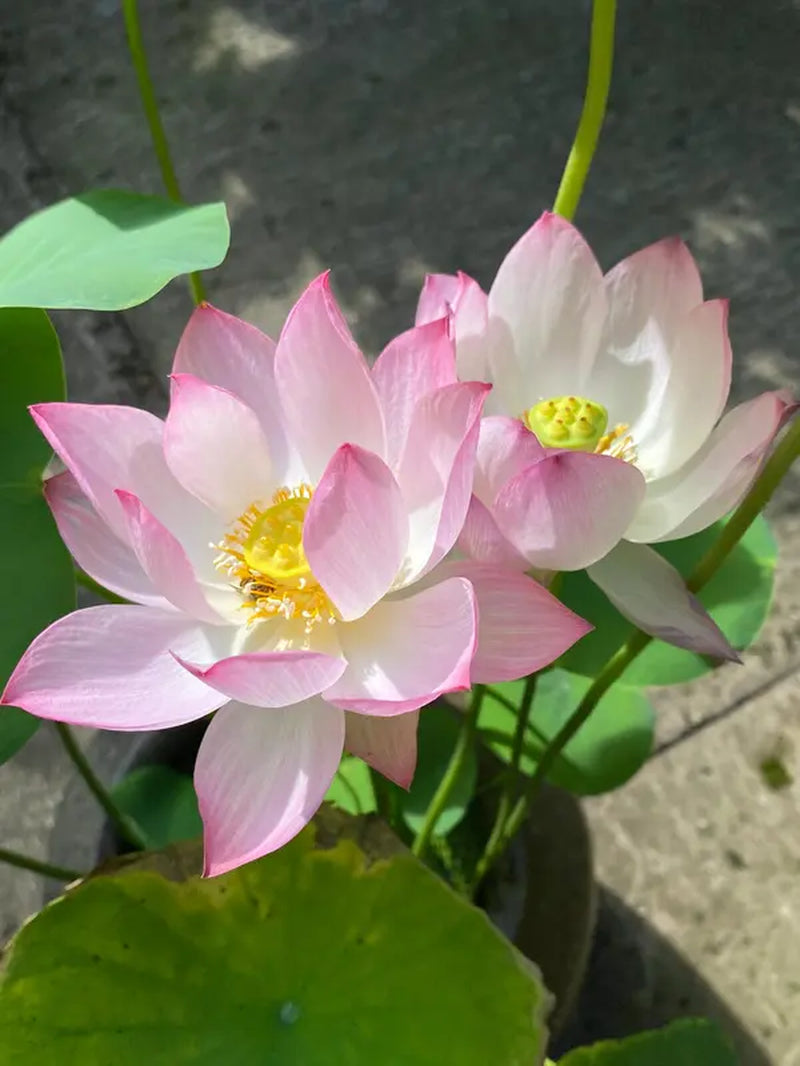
[196,699,344,876]
[628,300,732,479]
[415,272,491,387]
[30,402,207,546]
[275,274,385,481]
[473,415,546,505]
[45,471,166,607]
[164,374,274,522]
[432,560,592,682]
[324,577,477,715]
[458,495,531,570]
[344,710,419,788]
[371,318,456,469]
[173,645,347,708]
[628,391,796,543]
[487,213,606,412]
[1,605,228,729]
[172,304,300,485]
[304,444,408,621]
[396,381,490,580]
[116,490,226,624]
[588,541,739,660]
[415,273,461,326]
[493,450,646,571]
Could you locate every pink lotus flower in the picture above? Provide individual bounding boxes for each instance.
[417,213,795,658]
[2,274,590,875]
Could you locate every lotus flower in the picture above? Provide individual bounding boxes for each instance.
[2,274,590,874]
[417,213,795,658]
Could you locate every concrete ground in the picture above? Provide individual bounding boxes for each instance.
[1,0,800,1061]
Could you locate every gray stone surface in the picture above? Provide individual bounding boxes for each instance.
[1,0,800,1061]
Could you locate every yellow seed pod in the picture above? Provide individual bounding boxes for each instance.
[524,395,609,452]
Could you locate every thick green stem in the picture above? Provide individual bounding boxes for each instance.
[471,675,537,888]
[411,687,485,860]
[121,0,206,304]
[476,411,800,884]
[0,846,84,882]
[552,0,617,221]
[54,723,149,851]
[75,569,128,605]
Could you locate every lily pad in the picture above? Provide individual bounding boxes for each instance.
[559,516,777,686]
[479,669,654,795]
[0,308,74,763]
[0,820,549,1066]
[557,1017,737,1064]
[0,191,229,310]
[401,701,478,836]
[111,765,203,849]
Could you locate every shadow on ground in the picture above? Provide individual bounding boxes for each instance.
[556,886,772,1065]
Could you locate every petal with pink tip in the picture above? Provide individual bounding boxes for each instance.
[29,402,208,547]
[588,541,739,660]
[415,272,491,389]
[165,374,275,522]
[458,495,531,569]
[304,444,408,621]
[473,415,546,505]
[173,645,347,708]
[196,699,345,876]
[172,304,301,485]
[487,213,606,413]
[415,273,461,325]
[493,451,646,571]
[628,391,796,543]
[324,577,477,715]
[396,381,489,580]
[275,274,384,480]
[344,710,419,789]
[621,301,731,480]
[372,318,456,468]
[115,490,227,624]
[45,471,166,608]
[1,605,228,729]
[432,560,592,682]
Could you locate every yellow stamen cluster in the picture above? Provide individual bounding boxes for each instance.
[214,484,337,633]
[595,423,637,464]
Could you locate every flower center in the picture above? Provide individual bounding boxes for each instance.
[214,484,337,632]
[524,395,608,451]
[524,394,637,463]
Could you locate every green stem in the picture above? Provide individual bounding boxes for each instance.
[552,0,617,221]
[54,723,149,851]
[121,0,206,305]
[411,686,485,860]
[471,675,537,888]
[75,569,129,605]
[0,846,84,882]
[476,411,800,884]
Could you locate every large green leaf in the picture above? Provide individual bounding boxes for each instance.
[0,309,74,762]
[401,701,478,836]
[0,819,549,1065]
[0,191,229,310]
[559,516,777,686]
[479,669,654,795]
[557,1018,737,1064]
[111,765,203,849]
[324,755,377,816]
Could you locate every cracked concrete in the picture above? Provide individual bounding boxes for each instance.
[1,0,800,1061]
